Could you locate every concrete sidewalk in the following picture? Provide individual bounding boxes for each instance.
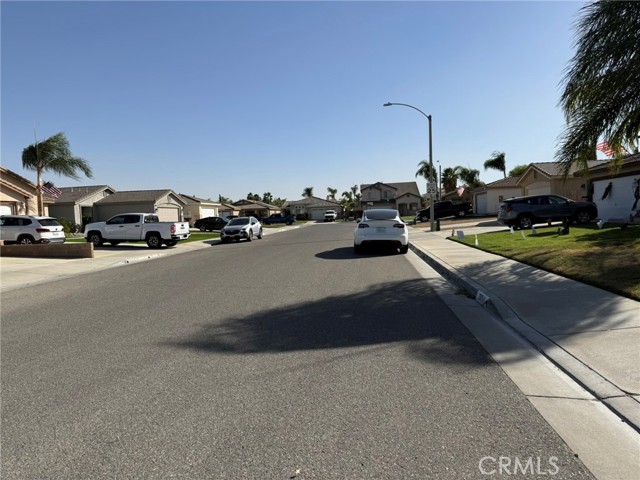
[408,224,640,433]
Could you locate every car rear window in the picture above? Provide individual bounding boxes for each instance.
[364,210,398,220]
[38,219,61,227]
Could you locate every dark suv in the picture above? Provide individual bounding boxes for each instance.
[497,194,597,230]
[193,216,228,232]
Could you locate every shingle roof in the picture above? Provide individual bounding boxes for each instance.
[95,189,184,204]
[361,181,421,197]
[178,193,219,204]
[586,153,640,173]
[54,185,116,203]
[283,196,341,208]
[529,161,607,177]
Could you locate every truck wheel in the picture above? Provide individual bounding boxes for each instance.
[420,215,429,223]
[199,226,206,232]
[146,234,162,249]
[457,210,467,217]
[87,232,103,247]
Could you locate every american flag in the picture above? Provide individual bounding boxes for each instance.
[596,141,627,157]
[42,181,62,198]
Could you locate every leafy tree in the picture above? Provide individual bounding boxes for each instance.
[272,197,286,207]
[508,164,529,177]
[484,151,507,178]
[441,167,458,193]
[415,160,436,182]
[340,185,361,216]
[326,187,337,200]
[454,166,483,189]
[262,192,273,204]
[246,193,260,201]
[556,1,640,174]
[218,194,231,204]
[302,187,314,198]
[21,132,92,215]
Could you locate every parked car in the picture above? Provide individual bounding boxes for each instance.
[497,194,598,230]
[220,216,263,243]
[262,213,295,225]
[415,200,473,222]
[194,216,228,232]
[354,209,409,254]
[0,215,66,245]
[324,210,338,222]
[84,213,190,248]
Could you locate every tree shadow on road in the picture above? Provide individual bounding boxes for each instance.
[161,279,496,367]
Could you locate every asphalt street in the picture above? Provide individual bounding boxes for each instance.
[2,223,595,479]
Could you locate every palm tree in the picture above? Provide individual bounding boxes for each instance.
[415,160,436,182]
[262,192,273,204]
[556,1,640,174]
[454,166,483,189]
[484,151,507,178]
[302,187,314,198]
[441,167,458,193]
[326,187,337,200]
[22,132,92,215]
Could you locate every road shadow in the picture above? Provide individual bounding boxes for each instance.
[160,278,493,367]
[316,246,403,260]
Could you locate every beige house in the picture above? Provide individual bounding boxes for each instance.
[179,194,225,226]
[232,199,280,219]
[49,185,116,227]
[517,161,606,200]
[0,167,54,216]
[92,190,186,222]
[283,196,342,221]
[360,182,421,216]
[472,176,523,215]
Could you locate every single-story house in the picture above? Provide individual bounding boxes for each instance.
[48,185,116,227]
[0,167,54,216]
[360,182,421,216]
[91,189,187,222]
[231,199,280,219]
[585,153,640,223]
[472,176,523,215]
[282,196,342,221]
[517,161,606,200]
[179,194,225,226]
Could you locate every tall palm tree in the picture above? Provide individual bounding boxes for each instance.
[22,132,93,215]
[557,1,640,174]
[484,151,507,178]
[441,167,458,193]
[302,187,314,198]
[415,160,436,182]
[326,187,337,200]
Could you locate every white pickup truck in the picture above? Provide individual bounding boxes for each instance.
[324,210,338,222]
[84,213,190,248]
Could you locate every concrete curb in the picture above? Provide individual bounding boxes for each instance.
[409,240,640,433]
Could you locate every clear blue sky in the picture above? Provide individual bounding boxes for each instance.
[1,0,588,202]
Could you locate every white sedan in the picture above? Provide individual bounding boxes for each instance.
[220,216,263,243]
[354,209,409,254]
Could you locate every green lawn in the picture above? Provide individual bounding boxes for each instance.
[452,224,640,301]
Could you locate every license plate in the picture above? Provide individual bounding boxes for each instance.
[376,227,386,233]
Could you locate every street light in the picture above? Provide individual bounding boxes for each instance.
[383,102,435,231]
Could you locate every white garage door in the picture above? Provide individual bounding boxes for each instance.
[0,205,12,216]
[475,194,488,214]
[200,208,216,218]
[156,207,179,222]
[525,182,550,196]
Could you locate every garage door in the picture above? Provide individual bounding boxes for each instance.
[475,194,487,214]
[525,182,550,196]
[200,208,216,218]
[0,204,12,216]
[156,207,179,222]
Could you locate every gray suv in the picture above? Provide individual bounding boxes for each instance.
[497,195,598,230]
[0,215,66,244]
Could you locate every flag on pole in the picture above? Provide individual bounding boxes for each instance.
[596,141,627,157]
[456,186,465,197]
[42,181,62,198]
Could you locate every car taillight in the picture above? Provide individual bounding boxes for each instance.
[505,206,513,212]
[393,223,405,229]
[358,223,369,229]
[171,225,176,234]
[36,228,50,233]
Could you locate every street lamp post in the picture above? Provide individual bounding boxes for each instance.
[383,102,435,231]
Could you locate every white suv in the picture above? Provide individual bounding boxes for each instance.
[324,210,337,222]
[0,215,66,244]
